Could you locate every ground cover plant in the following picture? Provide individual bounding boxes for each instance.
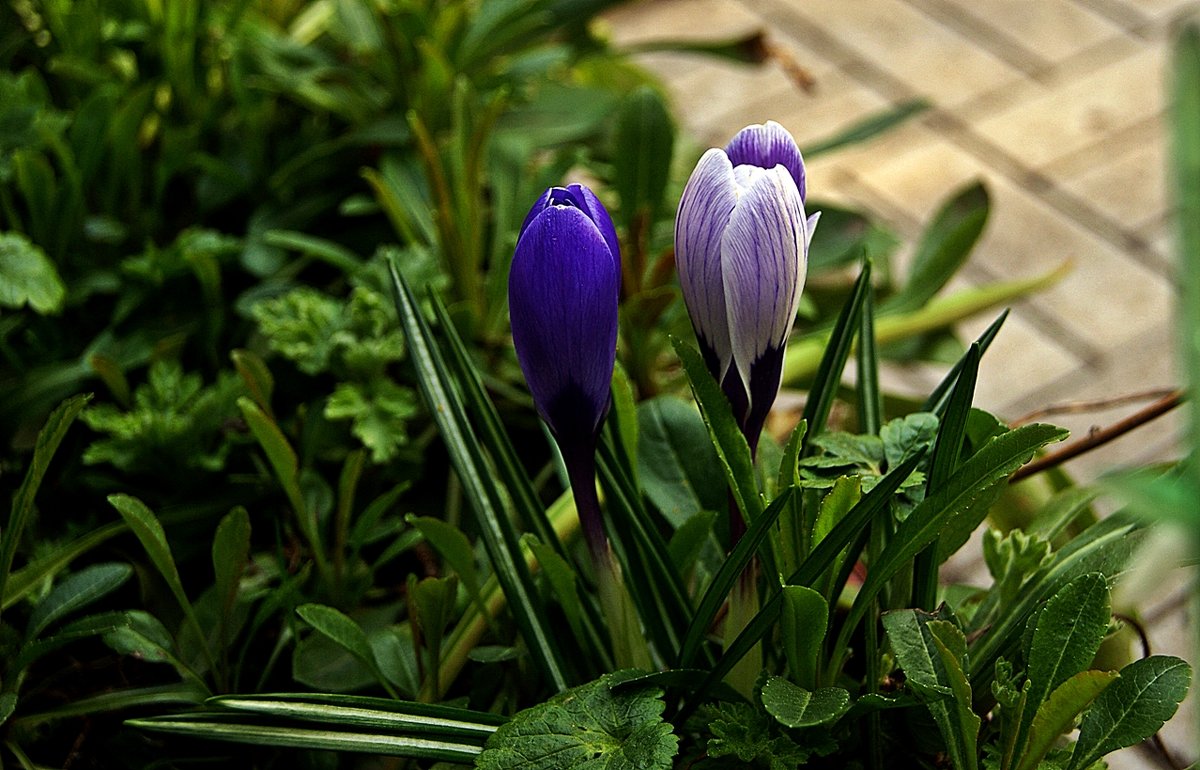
[0,1,1195,768]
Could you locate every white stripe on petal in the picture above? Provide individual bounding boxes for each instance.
[720,166,806,404]
[675,148,739,380]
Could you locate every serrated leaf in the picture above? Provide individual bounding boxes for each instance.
[1014,670,1117,770]
[1069,655,1192,770]
[325,379,418,463]
[25,562,132,640]
[881,412,939,470]
[0,231,65,313]
[760,676,850,728]
[475,673,678,770]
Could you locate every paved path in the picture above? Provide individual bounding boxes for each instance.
[605,0,1198,763]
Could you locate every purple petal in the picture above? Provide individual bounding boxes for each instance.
[509,205,619,442]
[518,185,621,273]
[725,121,807,203]
[674,148,739,381]
[720,165,807,408]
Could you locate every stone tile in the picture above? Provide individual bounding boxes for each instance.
[1056,128,1168,233]
[932,0,1128,63]
[974,46,1166,167]
[760,0,1027,105]
[1122,0,1200,20]
[602,0,763,47]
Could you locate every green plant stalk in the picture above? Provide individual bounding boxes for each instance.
[421,490,581,702]
[725,565,761,699]
[595,545,653,671]
[782,263,1070,385]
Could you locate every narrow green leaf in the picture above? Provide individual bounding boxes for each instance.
[0,394,90,618]
[407,575,458,698]
[15,611,133,675]
[681,452,923,713]
[262,229,362,273]
[610,362,640,484]
[928,621,980,770]
[522,534,591,660]
[389,263,569,691]
[888,182,990,313]
[672,338,762,523]
[857,276,882,435]
[777,419,808,493]
[14,683,206,727]
[667,511,717,576]
[804,99,931,158]
[1027,487,1099,542]
[922,311,1008,414]
[1014,670,1116,770]
[1069,656,1192,770]
[231,348,274,417]
[760,676,850,728]
[211,692,505,735]
[836,424,1066,659]
[3,521,127,610]
[1172,21,1200,490]
[0,692,16,727]
[677,489,796,667]
[107,495,216,674]
[779,586,828,690]
[25,562,132,640]
[913,342,980,609]
[127,713,485,762]
[802,263,872,452]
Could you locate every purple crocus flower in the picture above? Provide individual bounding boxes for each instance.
[510,184,620,557]
[675,120,819,455]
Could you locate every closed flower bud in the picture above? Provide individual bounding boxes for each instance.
[675,121,819,451]
[509,184,620,448]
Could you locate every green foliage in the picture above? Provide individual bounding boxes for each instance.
[696,700,830,770]
[476,673,677,770]
[82,361,243,472]
[0,231,64,313]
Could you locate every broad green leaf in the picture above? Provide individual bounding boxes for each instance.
[780,585,828,690]
[888,183,989,313]
[25,562,132,640]
[1069,655,1192,770]
[677,489,796,668]
[0,231,65,313]
[1024,573,1110,731]
[637,396,726,528]
[103,610,208,692]
[666,511,716,576]
[390,265,568,691]
[107,494,216,673]
[212,508,251,638]
[409,516,484,616]
[407,575,457,696]
[0,394,90,617]
[672,338,762,524]
[297,604,398,698]
[612,86,674,226]
[475,673,677,770]
[760,676,849,728]
[1014,670,1116,770]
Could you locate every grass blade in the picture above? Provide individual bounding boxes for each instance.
[389,261,569,692]
[803,262,872,453]
[923,311,1007,414]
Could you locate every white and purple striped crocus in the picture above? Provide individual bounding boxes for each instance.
[509,183,620,557]
[675,121,819,455]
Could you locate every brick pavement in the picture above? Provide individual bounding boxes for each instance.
[604,0,1199,762]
